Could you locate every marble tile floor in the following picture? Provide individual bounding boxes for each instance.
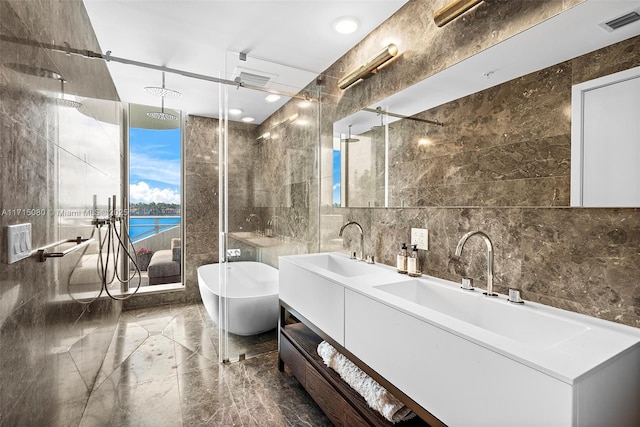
[78,303,331,426]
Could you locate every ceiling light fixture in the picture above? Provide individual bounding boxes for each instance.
[333,17,359,34]
[265,94,281,102]
[229,108,243,115]
[434,0,484,27]
[144,72,182,98]
[242,117,255,123]
[338,43,399,90]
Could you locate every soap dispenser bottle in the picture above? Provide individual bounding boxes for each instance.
[397,243,408,274]
[408,244,420,277]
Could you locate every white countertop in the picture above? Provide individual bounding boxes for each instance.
[280,252,640,385]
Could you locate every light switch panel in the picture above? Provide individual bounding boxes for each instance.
[410,227,429,250]
[7,223,32,264]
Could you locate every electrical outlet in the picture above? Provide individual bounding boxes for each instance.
[410,228,428,250]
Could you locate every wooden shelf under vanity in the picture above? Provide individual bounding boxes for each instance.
[278,303,440,427]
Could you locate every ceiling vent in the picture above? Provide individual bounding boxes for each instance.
[600,10,640,32]
[232,67,278,88]
[237,71,271,87]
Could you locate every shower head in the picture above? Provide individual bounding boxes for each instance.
[341,124,360,143]
[146,95,178,121]
[56,78,83,109]
[3,63,62,80]
[2,63,82,108]
[146,72,179,120]
[56,98,83,109]
[144,72,182,98]
[147,109,178,121]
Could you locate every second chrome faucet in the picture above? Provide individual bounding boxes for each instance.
[454,230,497,297]
[339,221,366,262]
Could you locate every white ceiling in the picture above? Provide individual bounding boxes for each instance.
[83,0,409,124]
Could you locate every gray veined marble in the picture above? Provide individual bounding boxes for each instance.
[78,303,329,427]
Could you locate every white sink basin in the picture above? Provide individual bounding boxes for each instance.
[297,252,377,277]
[375,280,589,349]
[280,252,640,425]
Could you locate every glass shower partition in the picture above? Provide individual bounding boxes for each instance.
[217,57,321,363]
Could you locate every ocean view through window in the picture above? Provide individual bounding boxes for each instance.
[128,104,182,286]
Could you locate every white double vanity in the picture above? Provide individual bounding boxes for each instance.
[279,252,640,427]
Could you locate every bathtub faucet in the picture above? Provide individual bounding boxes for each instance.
[454,230,497,297]
[339,221,364,261]
[246,213,263,235]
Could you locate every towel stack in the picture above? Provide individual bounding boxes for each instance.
[317,340,415,424]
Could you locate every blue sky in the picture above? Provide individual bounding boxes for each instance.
[129,127,181,204]
[333,149,341,205]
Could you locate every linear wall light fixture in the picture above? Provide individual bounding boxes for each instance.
[338,43,398,90]
[434,0,484,27]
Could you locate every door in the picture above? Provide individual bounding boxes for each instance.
[571,66,640,207]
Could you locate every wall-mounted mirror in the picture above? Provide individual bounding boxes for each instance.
[333,0,640,208]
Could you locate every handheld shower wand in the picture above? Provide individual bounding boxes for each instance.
[68,194,142,303]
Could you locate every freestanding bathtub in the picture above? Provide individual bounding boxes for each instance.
[197,262,279,336]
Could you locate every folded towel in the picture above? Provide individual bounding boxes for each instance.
[317,341,415,424]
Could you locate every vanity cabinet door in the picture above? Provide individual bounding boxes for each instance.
[279,260,345,344]
[343,289,573,426]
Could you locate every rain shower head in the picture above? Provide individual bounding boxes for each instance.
[2,63,82,108]
[56,78,83,109]
[146,111,178,121]
[2,63,62,80]
[144,71,182,98]
[146,99,178,121]
[341,125,360,143]
[146,72,180,120]
[56,97,83,109]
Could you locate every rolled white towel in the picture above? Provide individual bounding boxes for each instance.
[317,341,415,424]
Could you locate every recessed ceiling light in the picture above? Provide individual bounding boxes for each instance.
[333,17,358,34]
[229,108,243,115]
[242,117,255,123]
[265,94,281,102]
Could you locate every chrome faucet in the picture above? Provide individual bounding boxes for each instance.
[266,215,280,237]
[339,221,364,261]
[246,213,263,235]
[454,231,497,297]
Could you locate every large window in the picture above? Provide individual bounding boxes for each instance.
[128,103,182,286]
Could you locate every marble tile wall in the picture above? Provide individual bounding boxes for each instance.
[254,94,322,258]
[0,0,122,424]
[183,116,270,300]
[183,115,219,303]
[335,206,640,327]
[313,0,640,327]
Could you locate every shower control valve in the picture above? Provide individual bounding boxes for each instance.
[227,249,241,258]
